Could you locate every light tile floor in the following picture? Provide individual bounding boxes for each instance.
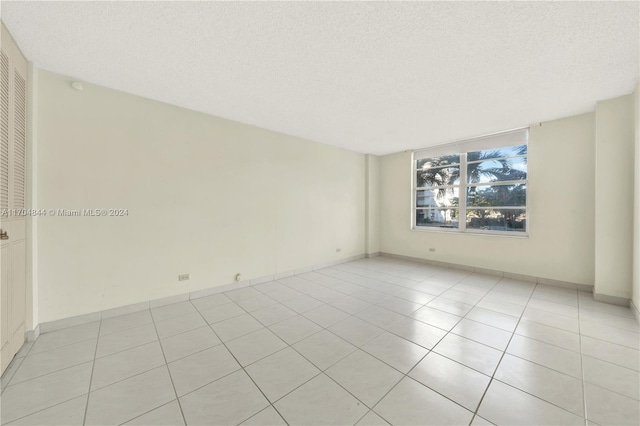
[2,257,639,425]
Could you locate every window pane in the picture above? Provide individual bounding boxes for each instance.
[416,166,460,187]
[467,184,526,207]
[467,145,527,162]
[416,208,459,228]
[466,209,526,232]
[467,156,527,183]
[416,154,460,170]
[417,188,459,208]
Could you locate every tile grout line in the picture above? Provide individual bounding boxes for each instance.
[337,262,637,351]
[271,269,533,396]
[86,363,166,396]
[577,294,589,426]
[116,399,178,426]
[195,265,624,423]
[577,355,640,399]
[480,357,608,414]
[465,276,537,425]
[6,356,97,390]
[4,298,406,382]
[372,274,501,423]
[4,324,168,390]
[8,258,636,425]
[148,307,189,426]
[4,392,91,425]
[258,283,419,423]
[363,270,480,425]
[185,274,606,425]
[82,318,102,426]
[188,298,292,426]
[442,276,532,420]
[194,280,421,423]
[514,315,638,352]
[469,279,586,424]
[1,354,25,393]
[156,320,323,417]
[423,288,601,382]
[14,332,98,359]
[212,283,429,423]
[142,364,247,412]
[352,409,373,425]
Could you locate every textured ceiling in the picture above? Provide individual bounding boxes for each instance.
[2,1,639,155]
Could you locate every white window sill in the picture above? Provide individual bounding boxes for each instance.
[410,226,529,238]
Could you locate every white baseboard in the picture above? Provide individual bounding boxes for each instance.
[33,251,631,336]
[39,312,101,334]
[26,324,40,342]
[34,253,366,334]
[379,251,594,293]
[593,292,631,307]
[631,300,640,324]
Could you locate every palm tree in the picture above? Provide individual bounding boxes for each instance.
[418,146,527,196]
[417,154,459,200]
[465,146,527,208]
[468,145,527,181]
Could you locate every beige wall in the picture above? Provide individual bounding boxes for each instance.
[365,154,380,255]
[633,83,640,312]
[595,94,635,300]
[26,63,38,331]
[30,68,640,323]
[380,113,596,286]
[36,70,365,323]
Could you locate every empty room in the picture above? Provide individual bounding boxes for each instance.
[0,1,639,425]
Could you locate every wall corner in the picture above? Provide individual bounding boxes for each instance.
[26,61,38,331]
[365,154,381,255]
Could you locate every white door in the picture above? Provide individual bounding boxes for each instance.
[1,23,28,376]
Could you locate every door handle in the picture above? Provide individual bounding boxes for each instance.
[0,229,8,240]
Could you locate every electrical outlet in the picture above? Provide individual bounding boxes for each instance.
[336,248,341,253]
[429,248,436,252]
[178,273,190,282]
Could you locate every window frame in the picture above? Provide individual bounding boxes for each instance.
[411,129,529,237]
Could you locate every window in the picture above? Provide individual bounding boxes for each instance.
[412,129,528,234]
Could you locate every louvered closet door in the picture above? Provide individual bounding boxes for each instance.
[1,23,27,376]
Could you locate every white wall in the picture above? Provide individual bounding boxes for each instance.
[595,94,635,300]
[380,113,596,286]
[26,63,38,331]
[633,83,640,313]
[36,70,365,323]
[31,69,640,322]
[365,154,380,255]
